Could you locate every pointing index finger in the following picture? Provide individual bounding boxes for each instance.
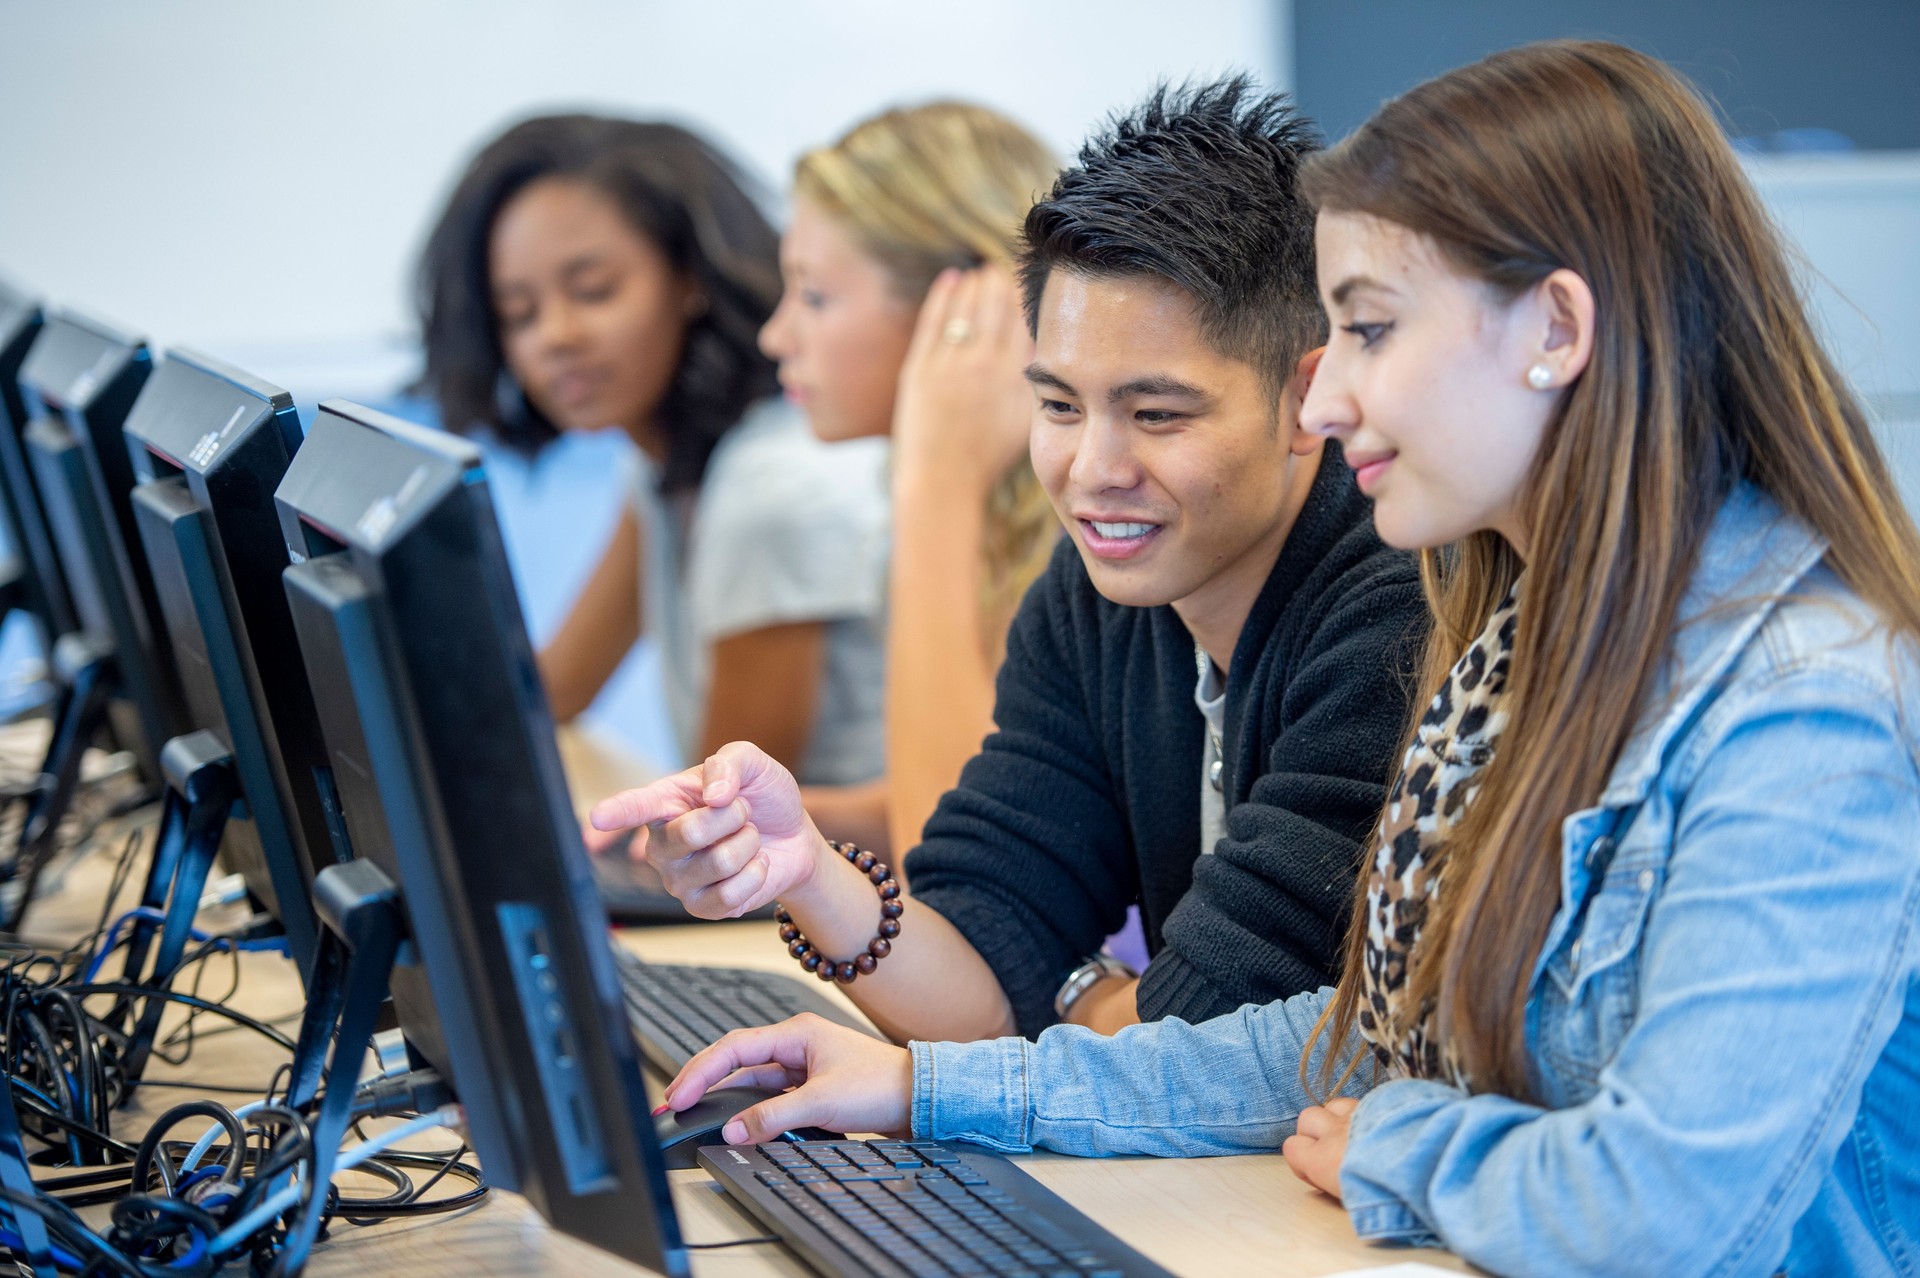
[589,775,701,831]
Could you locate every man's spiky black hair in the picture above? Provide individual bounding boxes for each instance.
[1020,76,1326,396]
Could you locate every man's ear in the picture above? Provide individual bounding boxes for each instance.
[1286,346,1327,457]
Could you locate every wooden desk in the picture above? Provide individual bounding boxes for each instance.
[14,726,1472,1278]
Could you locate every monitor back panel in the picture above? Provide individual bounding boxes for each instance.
[20,314,185,774]
[124,350,338,974]
[0,284,75,637]
[276,402,683,1272]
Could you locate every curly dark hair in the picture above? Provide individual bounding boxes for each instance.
[1019,77,1326,398]
[415,113,781,491]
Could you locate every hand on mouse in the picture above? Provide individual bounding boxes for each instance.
[589,742,826,919]
[660,1013,913,1144]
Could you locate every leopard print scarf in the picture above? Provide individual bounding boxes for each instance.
[1357,579,1520,1085]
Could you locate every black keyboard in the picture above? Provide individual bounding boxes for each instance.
[613,948,878,1075]
[699,1139,1173,1278]
[592,846,774,923]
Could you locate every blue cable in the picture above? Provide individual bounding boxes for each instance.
[8,1076,83,1166]
[0,1227,85,1270]
[180,1100,265,1174]
[172,1166,222,1197]
[81,908,219,985]
[165,1229,208,1271]
[198,1105,462,1263]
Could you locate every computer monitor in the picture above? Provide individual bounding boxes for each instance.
[0,281,76,643]
[18,313,186,780]
[276,401,684,1274]
[122,349,339,975]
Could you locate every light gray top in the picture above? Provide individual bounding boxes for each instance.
[1194,643,1227,855]
[626,400,890,784]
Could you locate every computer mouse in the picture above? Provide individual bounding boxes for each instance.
[653,1085,835,1170]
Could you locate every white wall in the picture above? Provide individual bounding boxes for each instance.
[1745,153,1920,514]
[1747,152,1920,404]
[0,0,1287,367]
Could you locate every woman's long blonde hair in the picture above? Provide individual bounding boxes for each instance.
[795,102,1061,644]
[1302,41,1920,1099]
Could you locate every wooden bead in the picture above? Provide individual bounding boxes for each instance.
[777,842,900,985]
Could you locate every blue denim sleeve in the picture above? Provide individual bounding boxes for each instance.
[1338,667,1920,1277]
[908,987,1372,1156]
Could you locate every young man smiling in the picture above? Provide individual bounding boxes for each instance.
[591,79,1426,1043]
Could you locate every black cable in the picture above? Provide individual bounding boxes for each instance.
[68,830,144,977]
[6,1079,138,1160]
[131,1101,248,1195]
[0,1184,147,1277]
[61,984,297,1052]
[120,1078,275,1096]
[686,1235,783,1249]
[397,1142,466,1203]
[153,940,245,1065]
[43,987,107,1134]
[331,1148,488,1220]
[106,1194,221,1278]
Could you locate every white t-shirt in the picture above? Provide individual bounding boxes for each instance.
[626,400,890,784]
[1194,644,1227,857]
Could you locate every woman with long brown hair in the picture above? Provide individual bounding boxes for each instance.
[648,42,1920,1274]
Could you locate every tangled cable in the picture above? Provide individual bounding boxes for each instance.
[0,837,487,1274]
[0,1097,481,1276]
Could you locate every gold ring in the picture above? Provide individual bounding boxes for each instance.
[942,317,973,345]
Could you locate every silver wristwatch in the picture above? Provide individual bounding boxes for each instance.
[1052,954,1137,1020]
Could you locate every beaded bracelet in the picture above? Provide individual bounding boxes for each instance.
[774,840,903,984]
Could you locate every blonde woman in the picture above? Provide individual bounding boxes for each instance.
[760,103,1062,854]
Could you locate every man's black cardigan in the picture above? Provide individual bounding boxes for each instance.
[905,449,1427,1037]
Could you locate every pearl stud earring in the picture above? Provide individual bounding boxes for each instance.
[1526,364,1554,390]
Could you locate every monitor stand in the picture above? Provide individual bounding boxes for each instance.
[0,1066,56,1278]
[0,631,116,928]
[280,857,411,1272]
[113,729,241,1083]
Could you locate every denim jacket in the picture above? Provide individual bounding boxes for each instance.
[910,485,1920,1277]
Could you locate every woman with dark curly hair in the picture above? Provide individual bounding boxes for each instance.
[417,114,889,786]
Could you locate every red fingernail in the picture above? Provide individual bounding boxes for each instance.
[651,1103,670,1117]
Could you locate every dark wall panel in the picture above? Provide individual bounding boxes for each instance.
[1294,0,1920,149]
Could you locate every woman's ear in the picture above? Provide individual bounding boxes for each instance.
[1287,345,1328,457]
[1530,268,1595,388]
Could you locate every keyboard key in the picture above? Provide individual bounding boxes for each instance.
[910,1145,962,1165]
[709,1138,1160,1277]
